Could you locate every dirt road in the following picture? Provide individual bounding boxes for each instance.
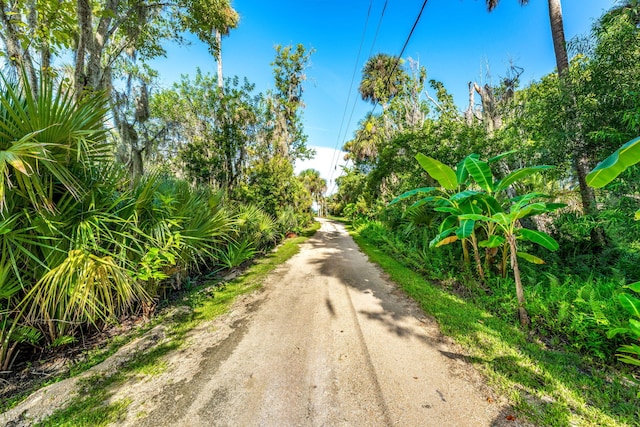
[130,218,506,426]
[3,219,508,426]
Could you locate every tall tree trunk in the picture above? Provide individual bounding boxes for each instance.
[548,0,569,77]
[75,0,119,97]
[0,1,38,95]
[216,29,223,89]
[75,0,93,97]
[547,0,603,245]
[87,0,119,93]
[547,0,595,211]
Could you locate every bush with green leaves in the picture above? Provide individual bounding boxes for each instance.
[587,136,640,367]
[0,71,239,371]
[607,282,640,366]
[392,152,564,326]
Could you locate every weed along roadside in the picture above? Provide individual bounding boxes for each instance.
[345,219,639,427]
[0,223,320,427]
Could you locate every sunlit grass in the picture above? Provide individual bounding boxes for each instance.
[30,221,319,426]
[350,227,639,427]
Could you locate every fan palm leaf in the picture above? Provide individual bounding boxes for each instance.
[22,249,151,342]
[0,70,109,213]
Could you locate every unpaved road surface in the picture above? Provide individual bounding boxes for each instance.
[3,219,511,426]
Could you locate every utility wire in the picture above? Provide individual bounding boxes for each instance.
[329,0,430,196]
[328,0,389,192]
[326,0,374,191]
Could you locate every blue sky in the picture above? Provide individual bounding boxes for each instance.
[151,0,614,188]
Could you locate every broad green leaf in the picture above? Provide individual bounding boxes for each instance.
[492,212,510,225]
[409,196,439,209]
[416,153,457,190]
[626,281,640,293]
[458,213,493,222]
[450,190,481,203]
[545,203,568,212]
[495,166,554,193]
[488,150,517,164]
[518,229,559,251]
[635,209,640,221]
[439,215,458,233]
[517,252,545,264]
[464,156,494,192]
[456,219,475,239]
[515,202,548,220]
[511,192,550,204]
[430,227,456,248]
[479,235,505,248]
[587,136,640,188]
[479,195,503,215]
[459,198,482,215]
[434,206,460,214]
[619,293,640,317]
[389,187,436,205]
[455,157,469,186]
[607,327,630,339]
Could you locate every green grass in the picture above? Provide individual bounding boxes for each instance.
[24,221,320,427]
[349,226,639,427]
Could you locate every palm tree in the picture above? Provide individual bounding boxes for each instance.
[343,113,381,162]
[299,169,327,217]
[486,0,600,227]
[183,0,239,89]
[213,1,240,89]
[359,53,407,108]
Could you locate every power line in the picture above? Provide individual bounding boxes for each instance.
[328,0,430,196]
[327,0,389,193]
[326,0,374,191]
[383,0,428,95]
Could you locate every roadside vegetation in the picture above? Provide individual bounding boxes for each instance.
[329,2,640,425]
[0,0,326,410]
[31,224,318,426]
[1,1,639,425]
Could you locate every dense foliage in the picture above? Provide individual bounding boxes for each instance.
[0,3,318,373]
[331,4,640,374]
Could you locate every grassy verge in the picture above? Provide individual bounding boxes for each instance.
[349,225,639,427]
[18,222,321,426]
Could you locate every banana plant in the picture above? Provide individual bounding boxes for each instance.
[462,153,563,327]
[460,194,564,326]
[392,152,557,284]
[463,153,557,277]
[586,135,640,220]
[390,154,488,279]
[588,137,640,367]
[393,151,563,326]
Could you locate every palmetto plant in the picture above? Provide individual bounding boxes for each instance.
[218,238,256,269]
[0,72,110,214]
[22,250,150,342]
[0,71,116,366]
[235,204,278,251]
[0,70,242,370]
[0,71,110,282]
[0,262,41,370]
